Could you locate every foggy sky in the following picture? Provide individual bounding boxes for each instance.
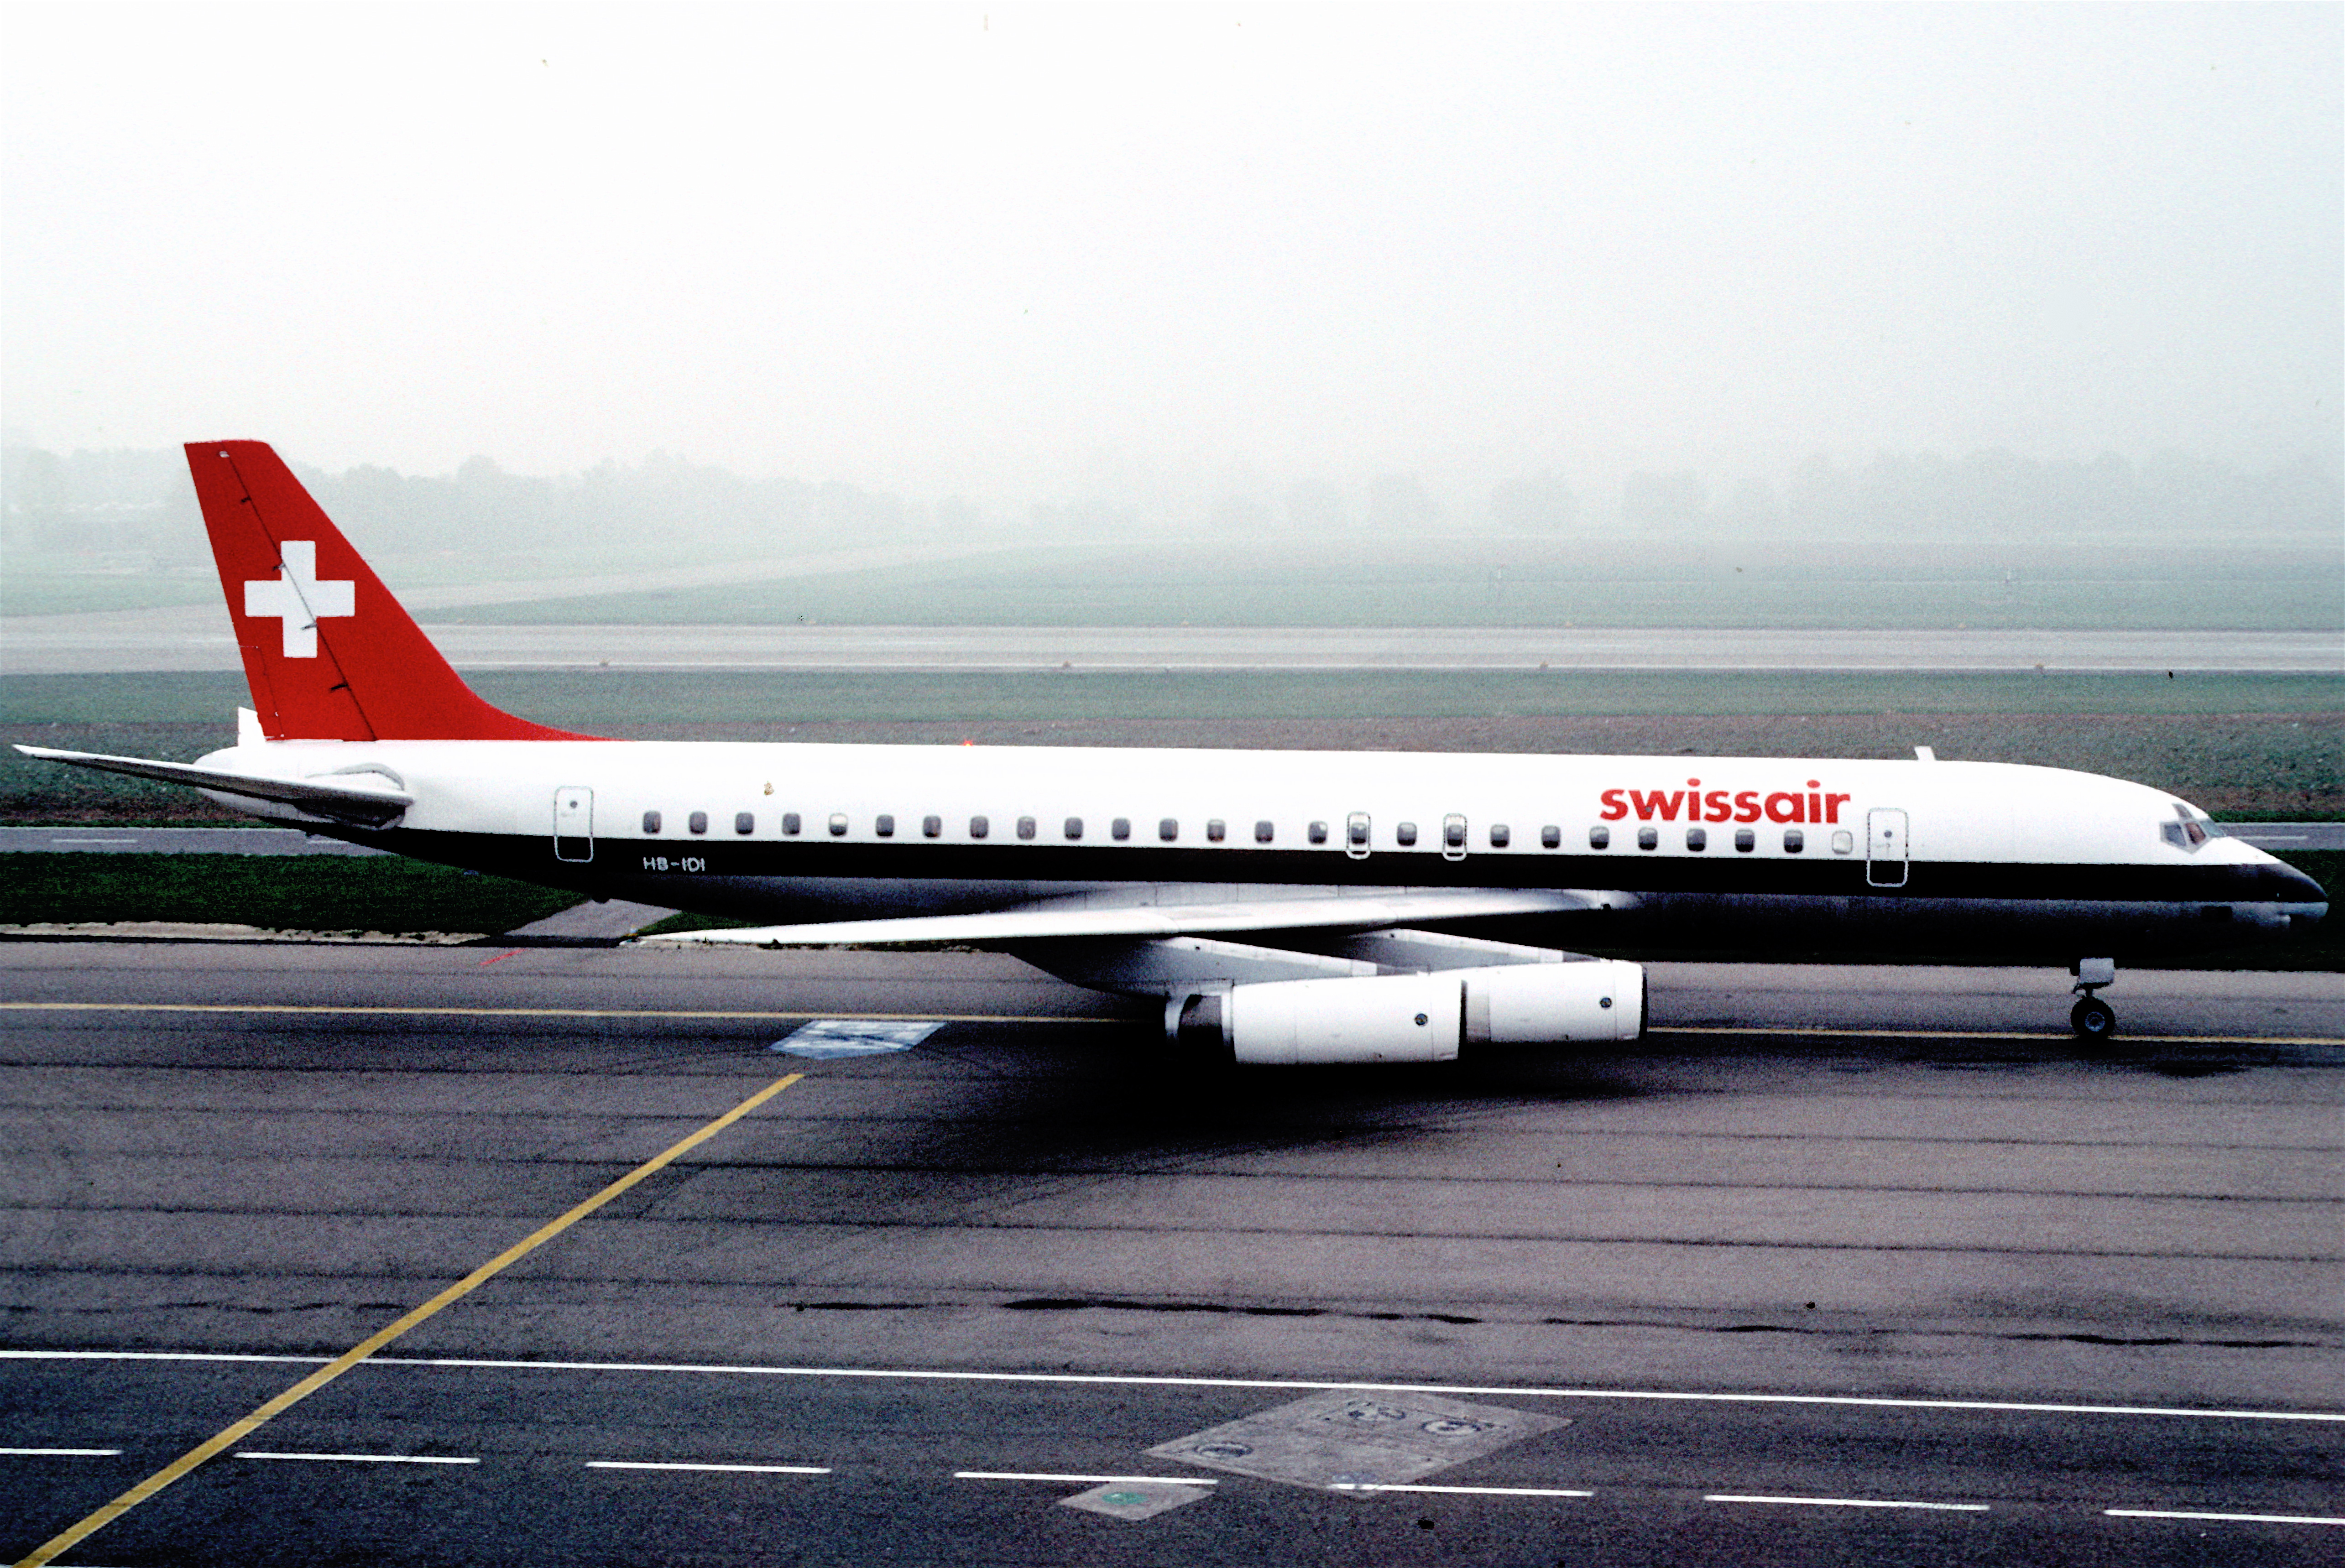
[4,3,2338,517]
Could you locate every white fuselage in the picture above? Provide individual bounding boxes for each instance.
[194,737,2323,945]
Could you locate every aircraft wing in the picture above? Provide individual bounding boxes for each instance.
[638,886,1609,947]
[11,745,413,828]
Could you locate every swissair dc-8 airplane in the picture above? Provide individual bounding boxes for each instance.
[19,442,2328,1056]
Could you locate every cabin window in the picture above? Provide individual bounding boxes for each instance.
[1637,826,1659,850]
[828,813,848,836]
[1017,816,1037,840]
[1112,817,1132,840]
[1488,823,1510,848]
[1443,817,1467,849]
[736,812,756,835]
[1544,825,1563,849]
[688,811,709,835]
[642,810,662,834]
[1065,817,1083,839]
[1783,828,1804,853]
[1348,817,1371,845]
[1686,827,1708,851]
[970,815,989,839]
[1159,818,1179,841]
[874,814,894,837]
[1256,820,1275,843]
[1829,829,1853,854]
[1206,819,1226,842]
[922,814,942,838]
[1588,825,1609,849]
[1308,820,1328,844]
[782,812,802,835]
[1396,822,1418,846]
[1734,827,1754,852]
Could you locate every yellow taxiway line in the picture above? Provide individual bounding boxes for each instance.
[0,1000,1094,1025]
[0,1000,2333,1046]
[1666,1024,2344,1047]
[12,1070,808,1568]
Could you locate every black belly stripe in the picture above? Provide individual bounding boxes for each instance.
[336,828,2315,907]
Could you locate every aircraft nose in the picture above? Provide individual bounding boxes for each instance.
[2242,858,2329,917]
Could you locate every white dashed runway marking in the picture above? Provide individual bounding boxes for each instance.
[956,1471,1220,1486]
[2105,1508,2345,1526]
[1332,1482,1593,1497]
[586,1461,830,1475]
[234,1451,478,1465]
[1706,1493,1991,1512]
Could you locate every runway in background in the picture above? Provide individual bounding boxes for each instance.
[2,941,2338,1564]
[6,615,2338,675]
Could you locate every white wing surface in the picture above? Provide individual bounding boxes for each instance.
[640,887,1608,947]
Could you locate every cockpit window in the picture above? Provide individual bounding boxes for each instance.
[2160,820,2208,850]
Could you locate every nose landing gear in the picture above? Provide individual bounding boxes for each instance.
[2069,957,2117,1043]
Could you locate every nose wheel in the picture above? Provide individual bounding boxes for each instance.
[2069,957,2117,1044]
[2069,995,2116,1041]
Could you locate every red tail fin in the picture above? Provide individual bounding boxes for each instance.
[187,441,598,741]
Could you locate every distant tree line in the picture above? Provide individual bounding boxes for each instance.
[0,446,937,565]
[4,441,2336,567]
[1589,450,2342,541]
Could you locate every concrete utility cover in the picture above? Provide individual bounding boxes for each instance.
[771,1019,945,1058]
[1057,1481,1213,1521]
[1147,1390,1567,1490]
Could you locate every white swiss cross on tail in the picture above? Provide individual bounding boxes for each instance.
[244,541,355,658]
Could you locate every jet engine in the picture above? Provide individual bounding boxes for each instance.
[1462,958,1645,1046]
[1176,959,1646,1065]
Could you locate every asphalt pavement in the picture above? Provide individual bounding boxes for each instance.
[0,942,2337,1566]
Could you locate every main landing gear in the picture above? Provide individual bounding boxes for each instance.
[2069,957,2117,1043]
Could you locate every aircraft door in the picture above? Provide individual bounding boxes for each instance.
[1866,807,1908,888]
[1346,812,1372,860]
[554,787,595,863]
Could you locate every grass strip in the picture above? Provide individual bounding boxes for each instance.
[0,854,579,936]
[8,668,2341,724]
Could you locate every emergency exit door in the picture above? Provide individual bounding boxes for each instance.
[554,787,595,863]
[1866,807,1908,888]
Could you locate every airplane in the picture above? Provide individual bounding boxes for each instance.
[16,441,2328,1057]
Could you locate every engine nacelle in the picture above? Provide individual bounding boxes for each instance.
[1461,959,1645,1044]
[1218,973,1463,1065]
[1182,959,1647,1065]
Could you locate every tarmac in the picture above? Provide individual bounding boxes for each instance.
[1,940,2337,1565]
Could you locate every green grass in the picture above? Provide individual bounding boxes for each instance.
[0,854,578,936]
[0,572,217,618]
[6,668,2338,725]
[0,543,732,618]
[424,538,2344,631]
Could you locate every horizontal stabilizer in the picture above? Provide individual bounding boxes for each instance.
[640,887,1605,948]
[11,745,413,827]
